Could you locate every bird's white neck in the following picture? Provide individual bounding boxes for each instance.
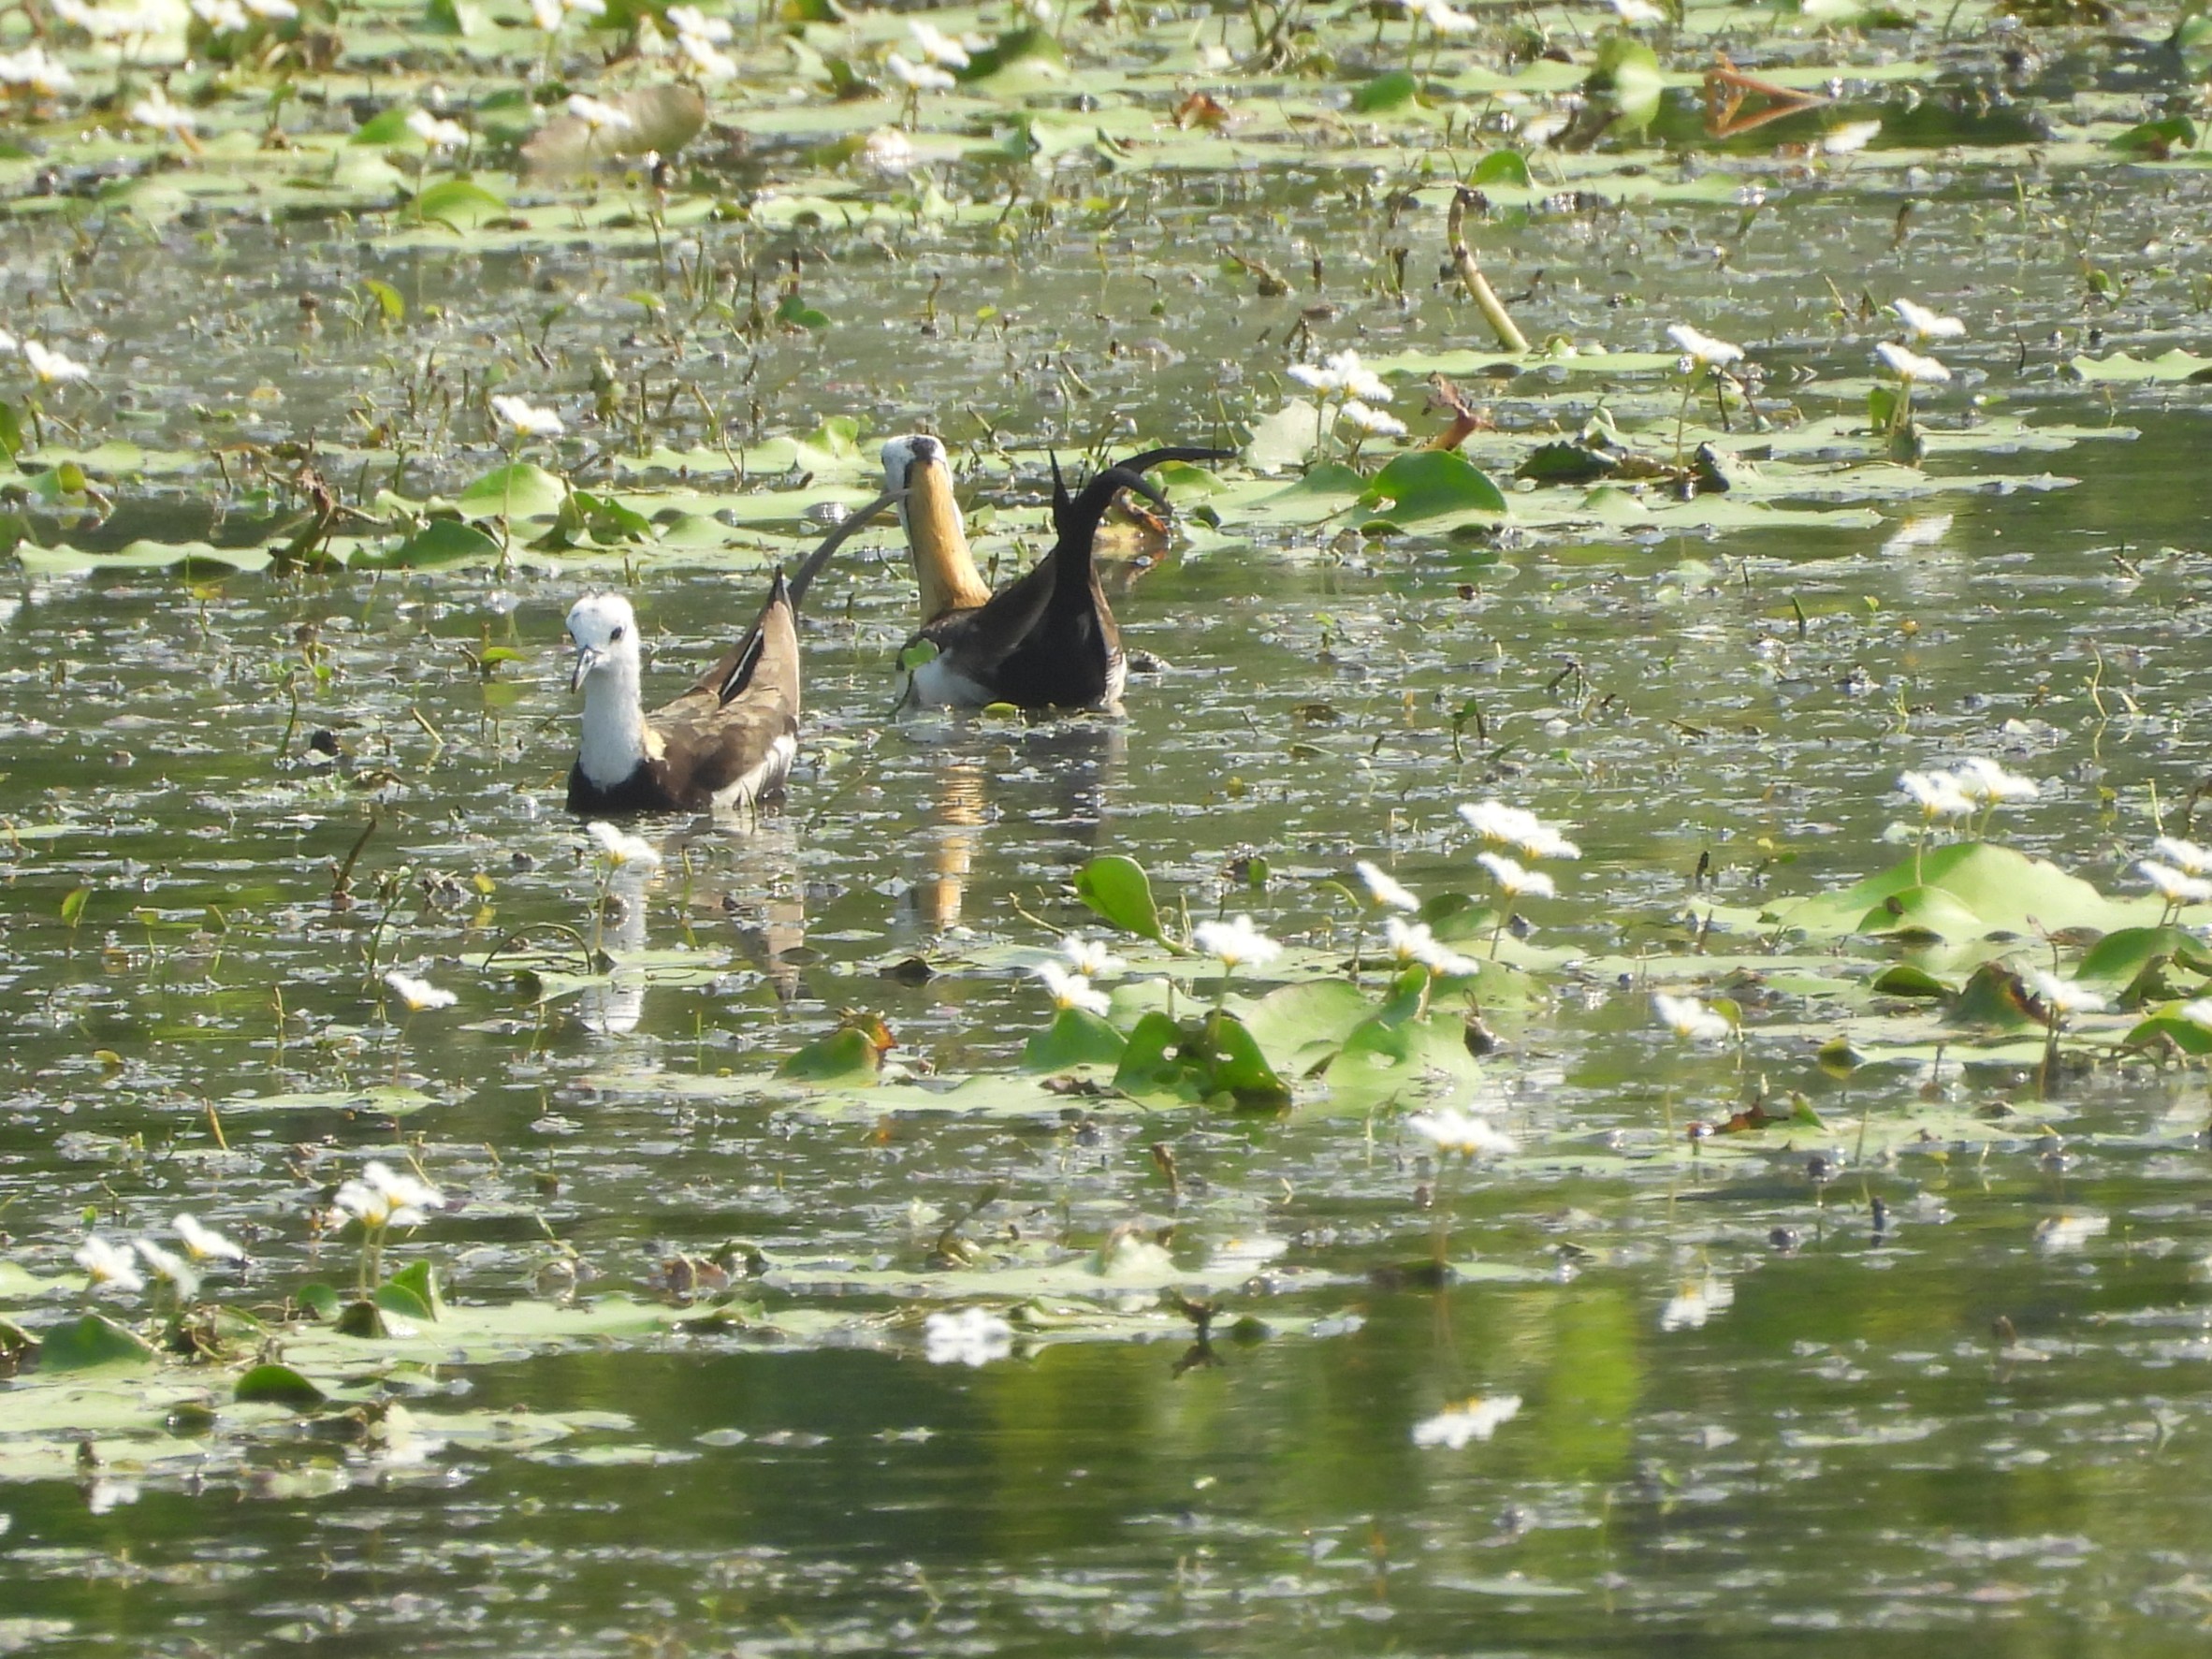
[577,658,648,786]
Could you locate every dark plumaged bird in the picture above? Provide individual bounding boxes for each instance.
[880,435,1232,712]
[564,488,901,815]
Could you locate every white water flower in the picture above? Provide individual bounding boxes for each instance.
[189,0,247,29]
[1950,756,2037,805]
[383,969,457,1012]
[1666,323,1743,368]
[1288,349,1391,403]
[0,47,77,95]
[1034,961,1110,1018]
[1412,1394,1521,1447]
[2139,861,2212,906]
[1876,341,1951,384]
[52,0,179,38]
[490,393,563,437]
[76,1232,145,1294]
[1061,934,1125,978]
[676,30,735,78]
[587,820,661,868]
[1477,851,1555,901]
[134,1239,200,1300]
[1898,768,1974,822]
[2034,1213,2108,1255]
[886,52,956,93]
[405,108,468,150]
[22,341,90,385]
[2023,968,2105,1019]
[331,1159,444,1230]
[908,18,970,67]
[128,88,196,140]
[664,3,731,40]
[2152,836,2212,876]
[924,1306,1013,1367]
[1383,918,1477,978]
[1338,399,1407,439]
[1892,297,1965,342]
[241,0,298,16]
[1193,914,1283,970]
[1661,1273,1733,1331]
[1820,119,1883,154]
[566,93,633,133]
[2177,999,2212,1031]
[1405,1105,1515,1157]
[1457,799,1580,861]
[1653,992,1732,1042]
[530,0,564,28]
[1355,860,1419,913]
[174,1213,245,1262]
[1413,0,1479,33]
[1608,0,1666,20]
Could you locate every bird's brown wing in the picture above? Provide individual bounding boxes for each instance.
[647,577,801,806]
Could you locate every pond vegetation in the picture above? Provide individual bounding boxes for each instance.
[5,0,2212,1647]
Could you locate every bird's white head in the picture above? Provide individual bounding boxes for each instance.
[566,592,640,695]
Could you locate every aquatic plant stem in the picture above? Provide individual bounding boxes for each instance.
[1447,189,1528,356]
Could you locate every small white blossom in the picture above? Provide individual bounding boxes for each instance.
[886,52,956,92]
[1338,399,1407,439]
[1192,914,1283,970]
[189,0,247,30]
[1354,860,1419,913]
[1034,961,1111,1018]
[1661,1273,1734,1331]
[490,393,563,437]
[127,88,196,139]
[530,0,564,28]
[1477,851,1555,901]
[405,108,468,150]
[1405,1105,1515,1157]
[0,47,77,95]
[1384,918,1478,978]
[676,30,735,78]
[2034,1213,2108,1255]
[587,821,661,868]
[1457,799,1579,861]
[1898,768,1974,822]
[924,1306,1013,1367]
[1950,756,2037,805]
[1061,934,1125,978]
[1892,298,1964,342]
[2023,968,2105,1019]
[1288,349,1391,403]
[134,1239,201,1301]
[241,0,298,15]
[2139,861,2212,906]
[1666,323,1743,368]
[76,1233,145,1294]
[1608,0,1666,20]
[2176,998,2212,1030]
[331,1159,444,1230]
[1412,1394,1521,1447]
[1876,341,1951,384]
[1414,0,1479,33]
[22,341,90,385]
[383,969,457,1012]
[2152,836,2212,875]
[908,18,970,67]
[174,1213,245,1262]
[565,93,633,131]
[664,3,731,39]
[1653,992,1732,1042]
[1820,119,1884,154]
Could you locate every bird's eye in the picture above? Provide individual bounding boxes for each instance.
[609,625,626,642]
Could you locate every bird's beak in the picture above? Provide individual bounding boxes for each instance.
[570,643,603,693]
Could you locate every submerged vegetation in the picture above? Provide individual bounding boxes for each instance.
[5,0,2212,1645]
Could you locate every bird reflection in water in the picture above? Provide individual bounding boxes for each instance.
[575,818,809,1035]
[902,720,1125,936]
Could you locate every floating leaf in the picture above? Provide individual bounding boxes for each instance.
[235,1362,327,1410]
[1358,450,1507,522]
[39,1313,157,1372]
[1022,1007,1128,1072]
[456,464,567,521]
[1075,855,1169,943]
